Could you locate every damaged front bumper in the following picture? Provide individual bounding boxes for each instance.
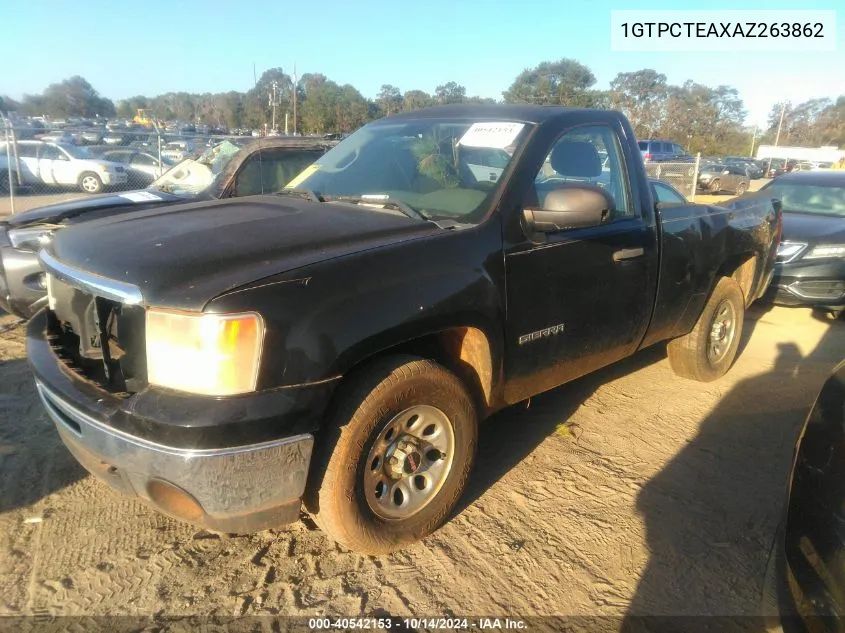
[36,379,313,532]
[26,310,327,533]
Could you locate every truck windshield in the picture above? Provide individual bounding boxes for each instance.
[283,118,531,223]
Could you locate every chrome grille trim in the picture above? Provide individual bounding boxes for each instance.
[39,250,143,305]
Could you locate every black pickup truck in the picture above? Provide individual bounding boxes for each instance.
[26,105,782,554]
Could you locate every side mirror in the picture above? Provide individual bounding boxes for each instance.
[722,169,730,175]
[523,184,613,233]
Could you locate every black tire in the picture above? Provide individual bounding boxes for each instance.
[78,171,103,194]
[736,181,748,195]
[0,170,8,192]
[710,178,721,193]
[667,276,745,382]
[304,355,478,554]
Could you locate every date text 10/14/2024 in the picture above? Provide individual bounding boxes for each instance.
[308,617,527,630]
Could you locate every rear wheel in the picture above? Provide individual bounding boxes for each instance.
[305,355,478,554]
[78,172,103,194]
[736,181,749,195]
[667,277,745,382]
[709,178,721,193]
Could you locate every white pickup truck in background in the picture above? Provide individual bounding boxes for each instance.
[0,140,128,193]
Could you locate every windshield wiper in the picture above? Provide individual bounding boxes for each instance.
[326,195,430,222]
[276,188,324,203]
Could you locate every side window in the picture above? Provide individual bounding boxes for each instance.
[105,152,129,164]
[661,142,673,155]
[130,153,157,166]
[532,125,633,219]
[16,144,38,158]
[673,144,685,156]
[39,145,64,160]
[652,181,687,204]
[235,150,324,196]
[233,155,263,196]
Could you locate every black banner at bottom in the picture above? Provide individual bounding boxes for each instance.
[0,614,820,633]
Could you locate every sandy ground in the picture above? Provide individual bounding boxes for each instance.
[1,303,843,625]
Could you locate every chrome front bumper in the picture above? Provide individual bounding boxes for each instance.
[35,378,314,533]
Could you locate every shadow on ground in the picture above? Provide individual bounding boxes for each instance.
[619,314,844,631]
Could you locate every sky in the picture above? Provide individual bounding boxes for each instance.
[2,0,842,130]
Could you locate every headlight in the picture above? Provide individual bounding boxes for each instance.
[8,227,54,251]
[145,309,265,396]
[804,245,845,260]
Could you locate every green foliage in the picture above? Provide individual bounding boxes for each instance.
[7,63,841,156]
[16,76,115,118]
[762,98,845,147]
[503,58,597,106]
[410,135,459,188]
[434,82,466,105]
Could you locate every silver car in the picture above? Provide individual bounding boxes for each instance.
[93,149,173,188]
[697,163,750,194]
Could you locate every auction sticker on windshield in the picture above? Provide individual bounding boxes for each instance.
[119,191,162,202]
[286,164,320,189]
[458,122,525,149]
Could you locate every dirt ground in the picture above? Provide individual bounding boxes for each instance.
[1,303,843,626]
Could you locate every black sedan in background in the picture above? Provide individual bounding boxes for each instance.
[759,171,845,317]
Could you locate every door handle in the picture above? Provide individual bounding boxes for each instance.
[613,247,644,262]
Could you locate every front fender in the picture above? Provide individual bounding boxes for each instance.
[206,220,506,392]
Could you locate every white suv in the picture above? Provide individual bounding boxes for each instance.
[0,141,128,193]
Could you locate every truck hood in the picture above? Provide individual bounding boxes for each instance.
[5,189,188,227]
[46,194,439,310]
[782,211,845,245]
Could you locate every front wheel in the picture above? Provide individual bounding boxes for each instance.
[305,355,478,554]
[667,276,746,382]
[709,178,721,193]
[736,181,749,195]
[78,172,103,194]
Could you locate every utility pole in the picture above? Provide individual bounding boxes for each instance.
[774,103,787,147]
[269,81,278,133]
[749,126,758,158]
[292,63,297,136]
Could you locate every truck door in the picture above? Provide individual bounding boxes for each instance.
[502,122,659,404]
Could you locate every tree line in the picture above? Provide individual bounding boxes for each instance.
[2,60,843,155]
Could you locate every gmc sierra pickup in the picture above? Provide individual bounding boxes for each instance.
[26,105,782,554]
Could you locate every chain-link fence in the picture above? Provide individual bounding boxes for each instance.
[644,154,702,201]
[0,114,331,217]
